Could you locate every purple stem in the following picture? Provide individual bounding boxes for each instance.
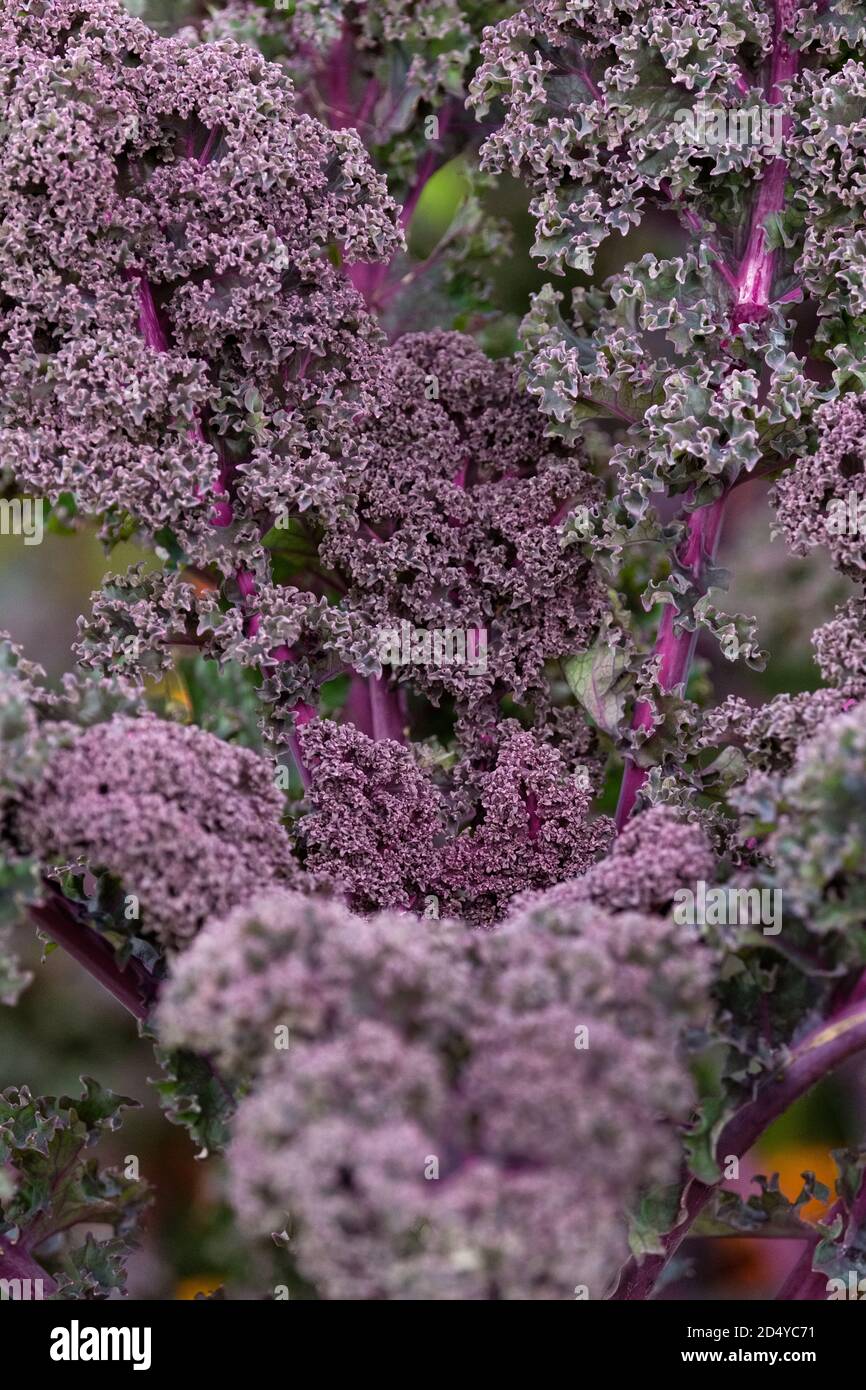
[731,15,799,329]
[774,1212,835,1301]
[346,145,438,309]
[615,492,727,827]
[0,1234,57,1295]
[344,673,406,744]
[29,892,158,1024]
[346,104,455,313]
[571,60,739,291]
[354,78,381,131]
[132,271,168,353]
[610,984,866,1299]
[399,147,441,232]
[733,71,753,98]
[369,675,404,741]
[195,125,221,167]
[322,21,354,129]
[615,0,800,827]
[289,702,316,793]
[129,263,230,527]
[659,186,739,290]
[775,1253,832,1301]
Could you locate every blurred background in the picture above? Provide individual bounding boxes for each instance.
[0,0,861,1300]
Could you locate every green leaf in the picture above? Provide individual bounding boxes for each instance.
[627,1184,685,1258]
[152,1048,236,1155]
[683,1040,730,1184]
[53,1234,134,1300]
[692,1173,821,1240]
[0,1081,150,1298]
[563,642,632,736]
[810,1148,866,1289]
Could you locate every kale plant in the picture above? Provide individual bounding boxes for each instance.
[2,0,866,1301]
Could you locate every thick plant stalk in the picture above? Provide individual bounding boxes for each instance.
[0,1233,57,1297]
[615,494,727,827]
[615,0,800,828]
[610,985,866,1299]
[346,111,454,313]
[774,1226,834,1301]
[344,673,407,744]
[29,891,158,1024]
